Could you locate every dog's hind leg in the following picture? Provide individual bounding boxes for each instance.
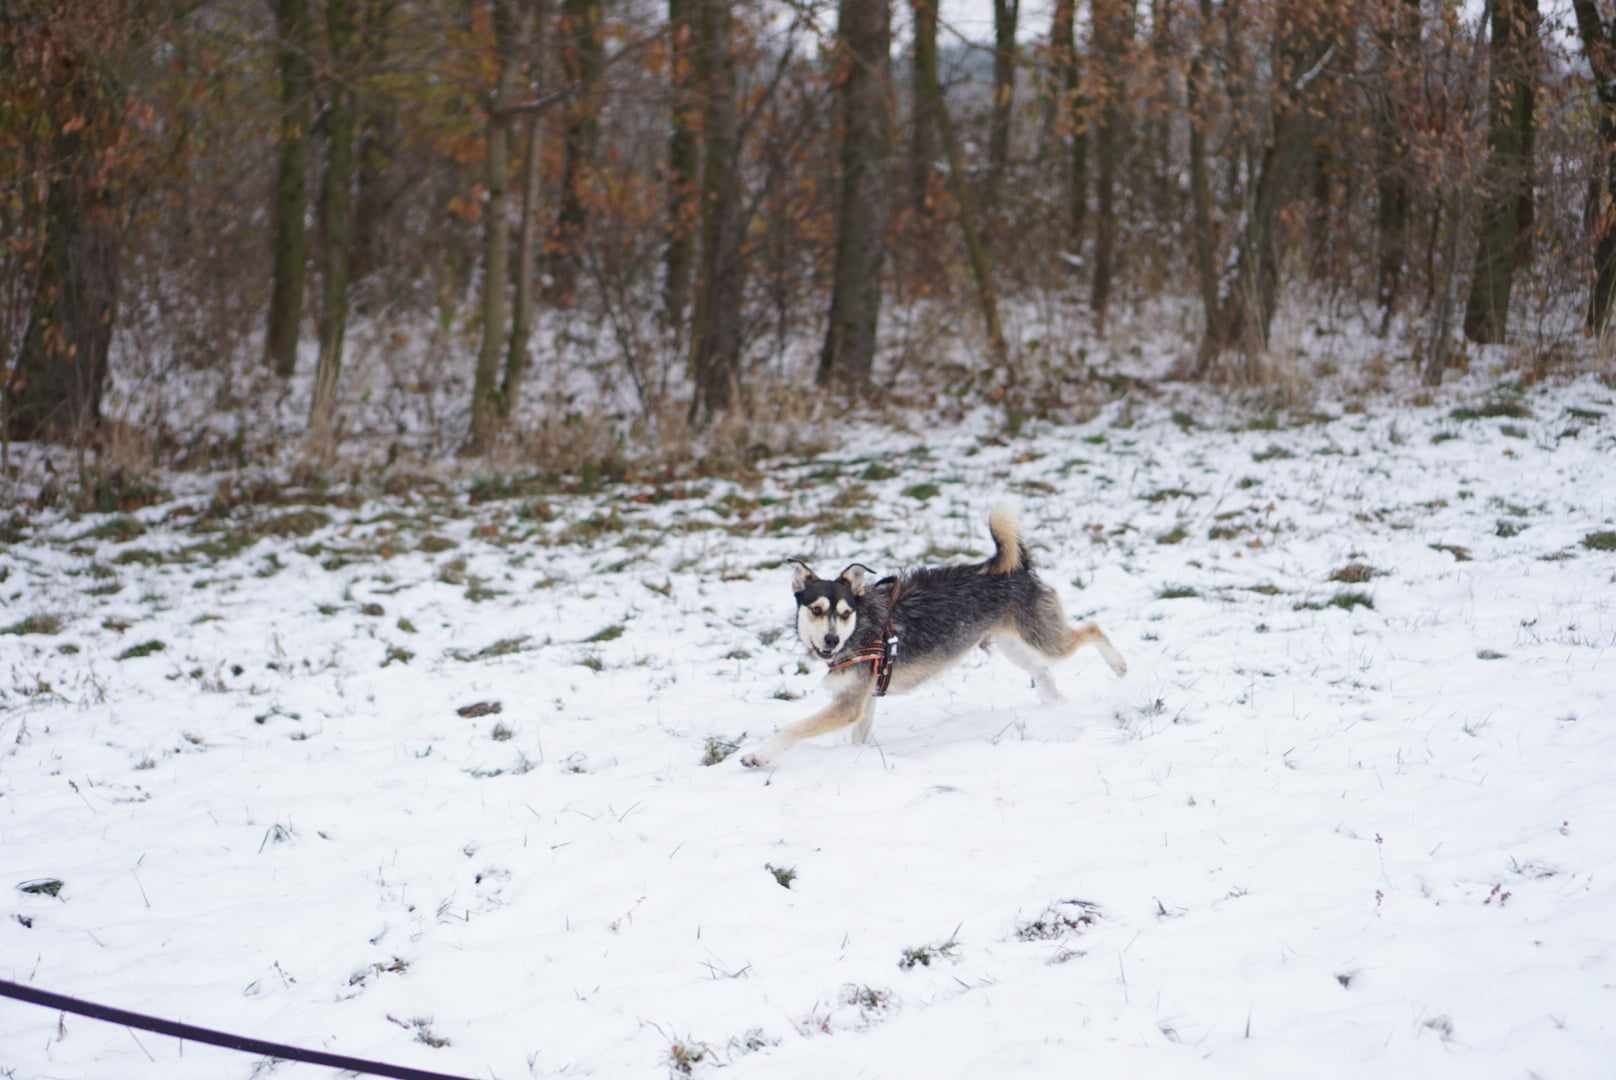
[994,632,1065,704]
[742,685,872,767]
[1019,586,1128,676]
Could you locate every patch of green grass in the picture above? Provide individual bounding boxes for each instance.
[1430,431,1459,444]
[902,482,943,502]
[85,582,122,597]
[1429,543,1472,562]
[1499,423,1528,439]
[78,517,147,544]
[1329,562,1376,584]
[765,863,797,889]
[453,635,531,661]
[860,462,899,482]
[1207,524,1245,540]
[2,613,63,636]
[116,640,166,661]
[1157,585,1200,600]
[1296,591,1374,612]
[114,547,167,566]
[1140,487,1198,504]
[898,930,961,970]
[1495,519,1527,538]
[1565,405,1605,421]
[1582,530,1616,552]
[1450,399,1532,421]
[1156,526,1188,545]
[701,734,743,766]
[1244,583,1283,596]
[583,623,625,644]
[577,655,605,672]
[1236,476,1262,490]
[1251,444,1295,463]
[491,722,514,742]
[381,645,414,667]
[397,617,418,634]
[417,534,458,553]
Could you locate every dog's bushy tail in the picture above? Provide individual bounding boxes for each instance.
[985,503,1030,575]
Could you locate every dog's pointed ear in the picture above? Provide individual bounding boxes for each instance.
[788,558,815,592]
[837,563,872,596]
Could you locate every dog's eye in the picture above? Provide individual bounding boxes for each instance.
[838,611,852,621]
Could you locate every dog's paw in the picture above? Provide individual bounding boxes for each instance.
[739,751,771,769]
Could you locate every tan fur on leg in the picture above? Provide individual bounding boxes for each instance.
[742,685,873,767]
[1059,622,1128,675]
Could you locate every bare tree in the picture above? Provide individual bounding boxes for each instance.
[818,0,892,386]
[1090,0,1135,332]
[664,0,698,330]
[988,0,1020,202]
[309,0,360,444]
[1463,0,1539,344]
[264,0,313,377]
[1575,0,1616,332]
[688,0,745,420]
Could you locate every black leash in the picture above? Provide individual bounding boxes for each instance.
[0,977,478,1080]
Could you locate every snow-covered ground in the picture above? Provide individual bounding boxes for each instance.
[3,371,1615,1079]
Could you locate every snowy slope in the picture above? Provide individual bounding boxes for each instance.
[3,375,1615,1079]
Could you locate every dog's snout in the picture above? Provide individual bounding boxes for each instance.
[824,633,839,648]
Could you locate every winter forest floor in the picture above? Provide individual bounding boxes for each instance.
[3,324,1616,1078]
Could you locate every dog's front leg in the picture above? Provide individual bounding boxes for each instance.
[741,683,872,767]
[850,696,877,744]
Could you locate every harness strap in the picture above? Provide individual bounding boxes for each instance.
[826,581,903,697]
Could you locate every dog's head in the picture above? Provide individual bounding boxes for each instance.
[790,560,871,661]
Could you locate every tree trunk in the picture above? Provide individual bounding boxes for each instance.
[1186,0,1218,357]
[910,0,940,214]
[264,0,313,377]
[1198,1,1335,373]
[1090,0,1134,333]
[1049,0,1088,249]
[503,0,547,418]
[817,0,891,387]
[926,59,1010,373]
[1149,0,1174,224]
[470,0,526,450]
[664,0,698,329]
[6,83,122,443]
[1373,0,1419,327]
[688,0,746,422]
[987,0,1019,203]
[350,0,397,294]
[309,0,359,445]
[1577,0,1616,333]
[549,0,602,304]
[1463,0,1538,344]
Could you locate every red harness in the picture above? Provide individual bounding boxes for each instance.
[826,582,902,696]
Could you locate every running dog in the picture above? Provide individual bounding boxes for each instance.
[741,505,1126,766]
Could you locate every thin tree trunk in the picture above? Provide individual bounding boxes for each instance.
[470,0,526,449]
[1050,0,1088,249]
[549,0,602,304]
[915,13,1009,370]
[350,0,397,294]
[1576,0,1616,332]
[910,0,939,213]
[309,0,359,445]
[1373,0,1419,328]
[1199,1,1336,373]
[817,0,892,387]
[1186,0,1218,366]
[1463,0,1539,344]
[504,0,547,418]
[664,0,698,330]
[265,0,313,377]
[987,0,1019,203]
[1090,0,1134,333]
[1150,0,1174,224]
[688,0,745,421]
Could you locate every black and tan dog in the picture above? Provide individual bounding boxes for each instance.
[742,505,1126,766]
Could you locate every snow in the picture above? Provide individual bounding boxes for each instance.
[3,370,1616,1078]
